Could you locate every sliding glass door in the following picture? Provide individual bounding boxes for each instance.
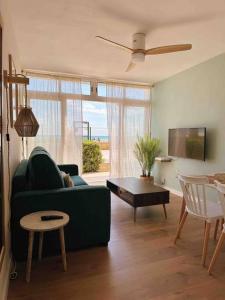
[27,75,151,177]
[27,77,83,170]
[29,99,62,160]
[82,100,109,175]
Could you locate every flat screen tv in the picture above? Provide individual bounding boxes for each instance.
[168,128,206,161]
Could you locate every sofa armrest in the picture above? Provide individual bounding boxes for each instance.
[12,159,29,195]
[57,164,79,176]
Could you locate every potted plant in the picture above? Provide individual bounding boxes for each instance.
[134,135,160,182]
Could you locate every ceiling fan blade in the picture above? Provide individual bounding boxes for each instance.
[96,36,133,53]
[145,44,192,55]
[125,61,136,72]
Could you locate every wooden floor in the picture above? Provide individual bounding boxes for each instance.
[8,193,225,300]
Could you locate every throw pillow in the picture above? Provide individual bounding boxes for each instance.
[61,171,67,178]
[64,174,74,187]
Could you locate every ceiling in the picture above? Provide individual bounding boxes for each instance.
[7,0,225,84]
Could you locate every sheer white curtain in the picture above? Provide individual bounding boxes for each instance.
[106,83,151,177]
[27,76,83,171]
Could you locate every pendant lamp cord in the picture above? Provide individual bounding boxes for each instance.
[15,73,28,107]
[21,137,25,159]
[24,83,27,107]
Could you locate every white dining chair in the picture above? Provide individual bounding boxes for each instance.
[174,174,223,266]
[208,181,225,274]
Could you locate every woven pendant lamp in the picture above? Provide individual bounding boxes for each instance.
[14,79,39,137]
[14,107,39,137]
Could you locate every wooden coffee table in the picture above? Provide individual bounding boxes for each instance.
[107,177,170,222]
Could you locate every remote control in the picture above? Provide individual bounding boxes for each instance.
[41,215,63,221]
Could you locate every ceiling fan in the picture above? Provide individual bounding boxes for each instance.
[96,33,192,72]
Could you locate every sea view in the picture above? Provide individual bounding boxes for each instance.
[89,135,109,142]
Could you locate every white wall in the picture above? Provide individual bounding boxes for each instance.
[0,0,21,299]
[152,53,225,193]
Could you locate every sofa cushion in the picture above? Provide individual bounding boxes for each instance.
[28,147,64,190]
[71,175,87,186]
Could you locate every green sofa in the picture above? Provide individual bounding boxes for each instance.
[11,147,111,261]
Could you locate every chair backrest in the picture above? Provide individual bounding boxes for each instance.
[215,180,225,217]
[178,174,209,217]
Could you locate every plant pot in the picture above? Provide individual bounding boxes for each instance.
[140,175,154,183]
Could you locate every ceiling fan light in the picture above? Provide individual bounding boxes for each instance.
[14,107,39,137]
[132,52,145,63]
[133,33,145,49]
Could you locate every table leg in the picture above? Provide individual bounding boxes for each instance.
[163,204,167,219]
[38,232,44,261]
[26,231,34,283]
[59,227,67,271]
[179,197,186,224]
[134,207,137,223]
[214,219,220,241]
[221,218,224,231]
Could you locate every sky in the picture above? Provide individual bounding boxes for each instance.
[83,101,108,136]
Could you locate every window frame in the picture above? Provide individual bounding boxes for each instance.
[28,79,151,108]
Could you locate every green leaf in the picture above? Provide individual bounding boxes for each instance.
[134,135,160,175]
[83,140,103,173]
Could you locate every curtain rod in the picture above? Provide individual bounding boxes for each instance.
[23,69,154,88]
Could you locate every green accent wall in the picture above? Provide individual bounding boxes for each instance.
[152,53,225,192]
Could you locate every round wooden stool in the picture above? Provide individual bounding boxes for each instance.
[20,210,69,282]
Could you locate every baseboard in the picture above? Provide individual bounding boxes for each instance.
[0,255,11,300]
